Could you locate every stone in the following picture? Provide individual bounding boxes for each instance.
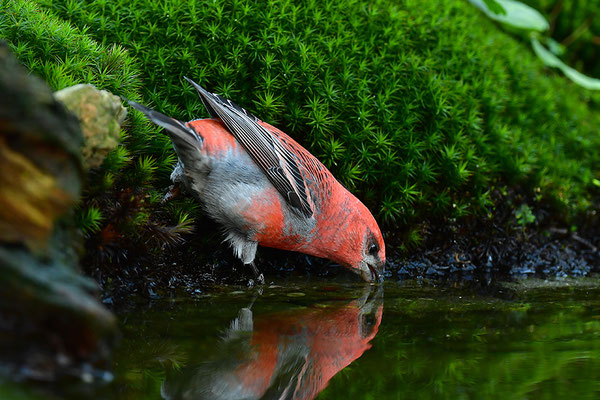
[55,83,126,169]
[0,41,116,382]
[0,43,82,252]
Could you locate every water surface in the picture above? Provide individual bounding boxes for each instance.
[109,279,600,400]
[6,278,600,399]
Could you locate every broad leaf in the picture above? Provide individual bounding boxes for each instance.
[531,36,600,90]
[543,37,565,56]
[470,0,549,32]
[483,0,506,15]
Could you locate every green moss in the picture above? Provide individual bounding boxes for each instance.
[4,0,600,230]
[0,0,138,97]
[0,0,178,180]
[76,205,104,235]
[0,0,194,255]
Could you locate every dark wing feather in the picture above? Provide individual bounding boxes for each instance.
[184,77,314,217]
[128,100,203,149]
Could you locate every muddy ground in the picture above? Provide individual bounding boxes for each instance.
[82,187,600,308]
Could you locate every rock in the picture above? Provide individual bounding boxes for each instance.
[0,246,116,380]
[0,45,82,252]
[54,83,126,169]
[0,41,116,382]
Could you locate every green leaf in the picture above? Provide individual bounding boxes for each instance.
[514,204,535,226]
[531,36,600,90]
[470,0,549,32]
[482,0,506,15]
[543,37,565,56]
[593,179,600,187]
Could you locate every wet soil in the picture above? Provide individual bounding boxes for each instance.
[82,189,600,308]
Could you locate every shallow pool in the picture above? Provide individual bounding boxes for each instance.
[6,278,600,399]
[106,279,600,399]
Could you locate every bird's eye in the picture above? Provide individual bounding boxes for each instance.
[368,242,378,255]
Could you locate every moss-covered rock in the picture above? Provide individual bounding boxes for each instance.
[0,0,189,243]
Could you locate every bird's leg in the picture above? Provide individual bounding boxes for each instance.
[161,183,181,203]
[247,262,264,285]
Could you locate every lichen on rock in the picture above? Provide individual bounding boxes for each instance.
[54,83,126,169]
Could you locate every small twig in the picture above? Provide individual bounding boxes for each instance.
[561,17,593,48]
[549,227,568,235]
[549,227,598,252]
[548,0,563,34]
[571,234,598,252]
[453,253,470,264]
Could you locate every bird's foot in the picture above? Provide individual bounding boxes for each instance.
[247,263,265,285]
[246,273,264,288]
[162,184,181,203]
[256,273,264,285]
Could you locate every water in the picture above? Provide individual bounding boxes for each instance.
[5,278,600,399]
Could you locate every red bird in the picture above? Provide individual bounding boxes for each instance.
[128,77,385,282]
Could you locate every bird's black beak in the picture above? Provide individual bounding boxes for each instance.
[365,262,384,283]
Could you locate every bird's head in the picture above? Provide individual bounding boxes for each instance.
[325,198,386,283]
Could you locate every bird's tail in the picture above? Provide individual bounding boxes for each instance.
[127,100,203,151]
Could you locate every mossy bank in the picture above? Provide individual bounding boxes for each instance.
[1,0,599,291]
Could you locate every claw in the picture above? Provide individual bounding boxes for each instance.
[162,184,181,203]
[246,263,265,285]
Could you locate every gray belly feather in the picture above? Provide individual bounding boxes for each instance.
[174,149,265,264]
[173,147,316,264]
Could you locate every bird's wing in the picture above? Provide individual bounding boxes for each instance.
[185,77,315,217]
[128,99,203,149]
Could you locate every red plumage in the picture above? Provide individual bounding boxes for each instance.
[129,78,385,281]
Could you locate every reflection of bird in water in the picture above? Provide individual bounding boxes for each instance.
[161,286,383,400]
